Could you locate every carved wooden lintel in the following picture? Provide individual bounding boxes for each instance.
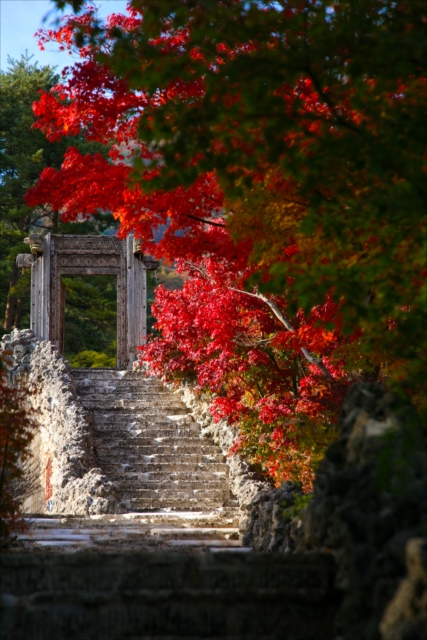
[30,234,148,369]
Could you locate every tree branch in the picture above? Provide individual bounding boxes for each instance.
[187,261,333,378]
[185,213,226,227]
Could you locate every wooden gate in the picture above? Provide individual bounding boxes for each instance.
[27,234,152,369]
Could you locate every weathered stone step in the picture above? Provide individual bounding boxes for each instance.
[19,526,239,543]
[103,462,228,481]
[73,375,163,385]
[116,479,228,492]
[91,441,221,454]
[92,439,207,453]
[68,369,236,516]
[79,387,183,400]
[90,417,198,429]
[71,369,143,378]
[123,489,229,502]
[113,462,228,472]
[0,553,338,640]
[92,432,202,444]
[73,377,163,387]
[125,493,229,504]
[81,400,191,413]
[127,501,233,512]
[92,429,204,443]
[93,445,217,458]
[92,450,212,461]
[24,511,240,528]
[96,461,229,473]
[100,456,226,470]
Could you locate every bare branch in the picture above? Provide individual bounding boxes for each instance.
[185,213,226,228]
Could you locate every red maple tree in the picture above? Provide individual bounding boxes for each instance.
[25,3,360,488]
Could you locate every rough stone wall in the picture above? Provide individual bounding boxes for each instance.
[241,481,302,552]
[236,383,427,638]
[0,552,339,640]
[380,538,427,640]
[168,380,272,530]
[1,329,119,515]
[296,383,426,640]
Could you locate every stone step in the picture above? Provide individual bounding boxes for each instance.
[108,463,229,474]
[122,490,229,503]
[24,511,240,527]
[68,369,236,518]
[92,434,214,444]
[167,539,242,548]
[73,377,164,387]
[92,430,205,443]
[92,446,218,458]
[94,461,229,473]
[0,553,337,639]
[128,492,236,502]
[90,418,198,430]
[88,413,198,423]
[92,442,209,454]
[100,457,226,470]
[81,400,191,412]
[126,501,232,512]
[116,481,229,494]
[79,393,185,404]
[18,526,239,543]
[78,389,183,400]
[71,369,140,378]
[91,442,221,454]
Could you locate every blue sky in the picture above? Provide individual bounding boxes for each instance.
[0,0,128,72]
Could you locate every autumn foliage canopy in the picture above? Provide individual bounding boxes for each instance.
[26,0,426,487]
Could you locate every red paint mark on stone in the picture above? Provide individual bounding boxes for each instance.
[45,457,53,500]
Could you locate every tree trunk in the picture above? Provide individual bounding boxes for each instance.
[52,209,59,232]
[13,297,24,330]
[3,263,19,331]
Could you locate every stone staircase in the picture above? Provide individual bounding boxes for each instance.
[0,552,339,640]
[72,369,236,514]
[16,512,245,553]
[13,368,242,553]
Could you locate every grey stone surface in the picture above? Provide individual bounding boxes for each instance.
[0,552,339,640]
[1,330,119,516]
[380,537,427,640]
[1,330,240,520]
[296,383,427,640]
[72,369,237,513]
[166,380,272,529]
[242,481,302,552]
[11,511,242,554]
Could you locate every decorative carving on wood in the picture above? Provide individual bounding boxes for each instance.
[24,234,44,254]
[30,234,147,370]
[16,254,34,269]
[56,254,121,268]
[53,236,121,253]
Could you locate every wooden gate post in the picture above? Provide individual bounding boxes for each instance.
[27,233,152,370]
